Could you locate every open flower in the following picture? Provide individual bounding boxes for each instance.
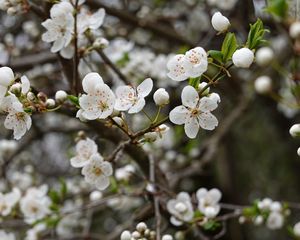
[77,8,105,34]
[70,138,98,168]
[81,154,113,190]
[0,66,14,101]
[167,192,194,226]
[79,73,115,120]
[1,94,32,140]
[115,78,153,114]
[41,2,74,53]
[169,86,219,139]
[20,185,51,224]
[0,188,21,216]
[196,188,222,219]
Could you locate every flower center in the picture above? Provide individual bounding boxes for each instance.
[191,109,200,116]
[93,167,102,176]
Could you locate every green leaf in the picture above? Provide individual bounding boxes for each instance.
[242,206,258,217]
[188,77,201,90]
[208,50,224,64]
[49,190,60,204]
[67,95,79,107]
[221,33,238,62]
[202,220,221,231]
[59,178,67,199]
[246,19,268,50]
[265,0,288,18]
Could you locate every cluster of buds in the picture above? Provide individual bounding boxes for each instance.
[0,0,27,15]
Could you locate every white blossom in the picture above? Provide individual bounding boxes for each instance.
[0,188,21,216]
[20,185,51,224]
[1,94,32,140]
[79,73,115,120]
[211,12,230,32]
[266,212,284,230]
[70,138,98,168]
[41,2,74,53]
[81,154,113,190]
[290,124,300,137]
[115,78,153,114]
[0,66,14,101]
[167,192,194,226]
[169,86,219,139]
[120,230,132,240]
[77,8,105,34]
[232,48,254,68]
[196,188,222,219]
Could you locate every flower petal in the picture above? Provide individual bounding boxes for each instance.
[137,78,153,98]
[169,106,189,125]
[181,86,199,108]
[82,73,104,93]
[128,97,145,114]
[198,112,218,130]
[184,116,199,139]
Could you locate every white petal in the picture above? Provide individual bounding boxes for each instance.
[198,112,218,130]
[51,38,65,53]
[82,73,104,93]
[114,85,135,111]
[21,76,30,94]
[185,47,208,78]
[209,188,222,203]
[167,54,192,81]
[184,116,199,139]
[60,45,74,59]
[196,188,208,200]
[169,106,189,125]
[89,9,105,29]
[181,85,199,108]
[100,162,113,176]
[177,192,191,202]
[70,156,89,168]
[170,216,183,226]
[95,176,110,190]
[0,66,14,87]
[199,96,218,112]
[137,78,153,98]
[128,98,145,114]
[0,85,7,101]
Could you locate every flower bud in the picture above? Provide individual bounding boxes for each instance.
[198,82,210,95]
[211,12,230,32]
[232,48,254,68]
[153,88,169,106]
[46,99,56,108]
[131,231,141,239]
[294,222,300,237]
[93,37,109,49]
[238,216,246,224]
[289,124,300,137]
[27,92,36,102]
[9,83,21,95]
[89,191,103,201]
[7,7,17,15]
[136,222,147,233]
[0,66,14,87]
[290,21,300,39]
[254,215,263,226]
[55,90,67,103]
[254,76,272,94]
[162,235,173,240]
[144,132,158,142]
[255,47,274,66]
[120,230,132,240]
[297,147,300,157]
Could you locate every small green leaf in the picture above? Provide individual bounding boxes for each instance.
[265,0,288,19]
[203,220,221,231]
[208,50,224,64]
[49,190,60,204]
[67,95,79,107]
[246,19,268,50]
[221,33,238,62]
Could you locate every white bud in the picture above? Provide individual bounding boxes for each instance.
[198,82,210,95]
[162,235,173,240]
[136,222,147,232]
[270,201,282,212]
[93,37,109,49]
[211,12,230,32]
[7,7,17,15]
[254,76,272,94]
[238,216,246,224]
[232,48,254,68]
[46,99,56,108]
[153,88,169,106]
[89,191,103,201]
[0,66,14,87]
[297,147,300,157]
[294,222,300,237]
[144,132,158,142]
[9,83,21,94]
[254,215,264,226]
[255,47,274,66]
[204,206,217,218]
[131,231,141,239]
[112,117,124,127]
[27,92,35,101]
[120,230,132,240]
[290,21,300,39]
[289,124,300,137]
[55,90,67,103]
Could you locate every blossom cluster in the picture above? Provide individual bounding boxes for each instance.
[167,188,222,226]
